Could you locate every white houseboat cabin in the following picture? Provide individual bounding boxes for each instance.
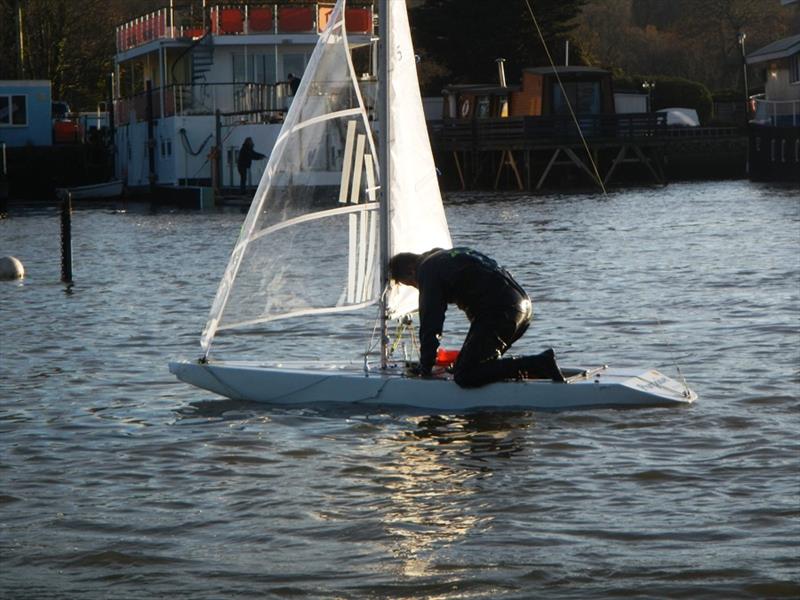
[113,2,375,193]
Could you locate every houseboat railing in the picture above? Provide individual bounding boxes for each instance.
[115,78,377,125]
[116,3,374,53]
[115,82,290,125]
[751,96,800,127]
[432,114,742,150]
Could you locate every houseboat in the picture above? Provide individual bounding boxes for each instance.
[746,30,800,181]
[443,66,616,121]
[113,2,374,196]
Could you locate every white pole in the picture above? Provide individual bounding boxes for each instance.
[378,0,390,369]
[565,40,569,66]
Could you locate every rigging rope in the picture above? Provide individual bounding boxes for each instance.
[523,1,695,389]
[522,0,607,195]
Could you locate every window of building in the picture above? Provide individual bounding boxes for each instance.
[790,54,800,84]
[281,52,308,81]
[552,81,601,115]
[0,94,28,126]
[233,53,277,84]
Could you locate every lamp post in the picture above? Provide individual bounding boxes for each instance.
[642,81,655,112]
[738,32,749,124]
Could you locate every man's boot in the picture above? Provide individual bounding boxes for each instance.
[519,348,566,382]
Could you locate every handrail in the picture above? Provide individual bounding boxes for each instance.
[114,81,294,125]
[751,97,800,127]
[430,114,743,150]
[170,28,212,85]
[115,3,373,53]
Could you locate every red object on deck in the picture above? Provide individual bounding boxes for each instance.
[248,7,273,32]
[278,6,314,32]
[435,348,460,367]
[345,8,372,33]
[219,7,244,34]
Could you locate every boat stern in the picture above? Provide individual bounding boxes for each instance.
[613,368,697,404]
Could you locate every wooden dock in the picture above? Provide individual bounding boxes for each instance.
[430,114,746,191]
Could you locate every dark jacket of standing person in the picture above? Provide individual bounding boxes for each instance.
[237,137,265,192]
[389,247,565,387]
[287,73,301,95]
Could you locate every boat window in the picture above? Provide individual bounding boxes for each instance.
[233,53,278,84]
[552,81,601,115]
[791,55,800,85]
[476,96,491,118]
[282,52,308,82]
[254,54,277,84]
[233,54,247,83]
[0,95,27,126]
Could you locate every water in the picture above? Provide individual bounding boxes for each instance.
[1,181,798,599]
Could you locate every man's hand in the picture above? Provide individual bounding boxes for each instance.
[404,363,431,378]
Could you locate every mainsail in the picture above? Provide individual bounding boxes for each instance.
[384,0,452,318]
[200,0,450,358]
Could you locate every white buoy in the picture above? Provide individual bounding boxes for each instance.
[0,256,24,280]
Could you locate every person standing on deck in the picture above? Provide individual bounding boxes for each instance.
[237,137,265,194]
[287,73,301,96]
[389,247,566,387]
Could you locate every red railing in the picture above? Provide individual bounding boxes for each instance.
[116,3,373,52]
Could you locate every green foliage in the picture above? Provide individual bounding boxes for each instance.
[615,74,713,123]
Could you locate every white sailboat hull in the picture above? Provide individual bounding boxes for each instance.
[169,360,696,411]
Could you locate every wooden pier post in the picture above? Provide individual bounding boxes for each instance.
[60,192,73,283]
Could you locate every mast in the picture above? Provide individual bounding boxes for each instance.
[377,0,390,369]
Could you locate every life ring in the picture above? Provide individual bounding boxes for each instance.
[459,98,471,118]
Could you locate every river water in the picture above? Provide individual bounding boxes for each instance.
[1,181,798,599]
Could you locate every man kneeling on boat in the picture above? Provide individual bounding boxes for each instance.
[389,248,566,387]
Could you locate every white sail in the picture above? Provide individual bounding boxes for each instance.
[385,0,452,319]
[200,0,379,356]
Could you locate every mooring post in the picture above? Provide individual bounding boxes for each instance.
[146,79,156,193]
[61,192,73,283]
[0,142,8,216]
[214,109,222,192]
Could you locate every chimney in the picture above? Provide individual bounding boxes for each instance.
[496,58,507,87]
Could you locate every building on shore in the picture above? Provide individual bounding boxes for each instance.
[745,22,799,180]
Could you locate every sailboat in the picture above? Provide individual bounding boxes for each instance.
[169,0,697,411]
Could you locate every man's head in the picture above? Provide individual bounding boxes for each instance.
[388,252,420,287]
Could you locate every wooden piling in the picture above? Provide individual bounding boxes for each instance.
[60,192,73,283]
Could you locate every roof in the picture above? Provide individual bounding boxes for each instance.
[746,33,800,65]
[523,66,609,75]
[442,84,520,94]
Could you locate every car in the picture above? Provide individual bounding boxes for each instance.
[656,107,700,127]
[52,101,72,120]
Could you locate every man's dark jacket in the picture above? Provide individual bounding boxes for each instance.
[415,247,528,372]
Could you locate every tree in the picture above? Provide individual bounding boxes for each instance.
[575,0,799,93]
[0,0,161,109]
[410,0,588,93]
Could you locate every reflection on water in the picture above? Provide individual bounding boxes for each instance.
[378,414,530,577]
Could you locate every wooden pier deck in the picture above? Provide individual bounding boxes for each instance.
[429,114,746,191]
